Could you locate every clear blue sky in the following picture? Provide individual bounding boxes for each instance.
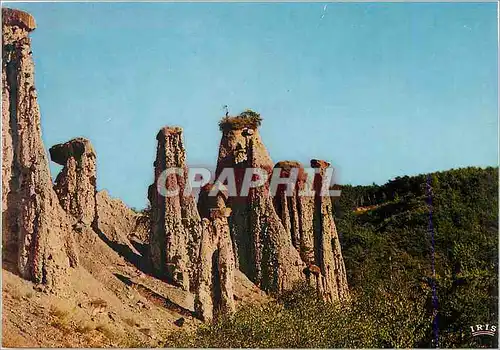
[9,2,499,209]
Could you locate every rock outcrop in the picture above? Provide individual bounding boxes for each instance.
[215,119,305,293]
[194,185,235,322]
[48,138,151,269]
[310,159,349,301]
[148,128,237,320]
[2,9,347,331]
[272,159,349,301]
[50,138,98,227]
[95,190,148,254]
[272,161,315,264]
[148,126,201,291]
[2,8,78,288]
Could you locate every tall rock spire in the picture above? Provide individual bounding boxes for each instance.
[194,185,236,322]
[272,159,349,301]
[50,137,98,228]
[148,126,201,291]
[2,8,78,288]
[215,115,305,293]
[310,159,349,301]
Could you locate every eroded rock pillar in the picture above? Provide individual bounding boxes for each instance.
[2,8,78,288]
[311,159,349,301]
[272,159,349,302]
[148,126,201,290]
[195,187,235,322]
[216,118,305,293]
[49,137,98,227]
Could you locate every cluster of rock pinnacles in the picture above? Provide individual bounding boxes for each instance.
[2,8,348,322]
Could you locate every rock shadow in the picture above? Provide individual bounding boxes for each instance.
[113,273,196,318]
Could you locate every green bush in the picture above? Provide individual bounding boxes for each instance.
[165,281,432,348]
[218,109,263,132]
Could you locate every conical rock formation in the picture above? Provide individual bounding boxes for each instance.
[194,185,235,322]
[148,126,201,291]
[310,159,349,301]
[272,161,315,264]
[2,8,78,289]
[272,159,349,301]
[50,137,98,227]
[215,123,305,293]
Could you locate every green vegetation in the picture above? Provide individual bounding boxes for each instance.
[165,167,498,348]
[337,166,498,348]
[218,109,263,132]
[166,282,431,348]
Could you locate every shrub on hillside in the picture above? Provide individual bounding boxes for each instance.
[165,281,431,348]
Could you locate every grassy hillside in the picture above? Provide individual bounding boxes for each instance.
[166,167,498,348]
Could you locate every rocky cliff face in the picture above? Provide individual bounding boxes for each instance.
[310,159,349,301]
[2,8,78,288]
[194,186,235,322]
[273,160,349,302]
[50,138,98,227]
[215,124,305,293]
[148,126,201,291]
[272,161,315,264]
[148,128,238,321]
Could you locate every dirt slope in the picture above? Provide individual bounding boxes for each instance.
[2,215,268,348]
